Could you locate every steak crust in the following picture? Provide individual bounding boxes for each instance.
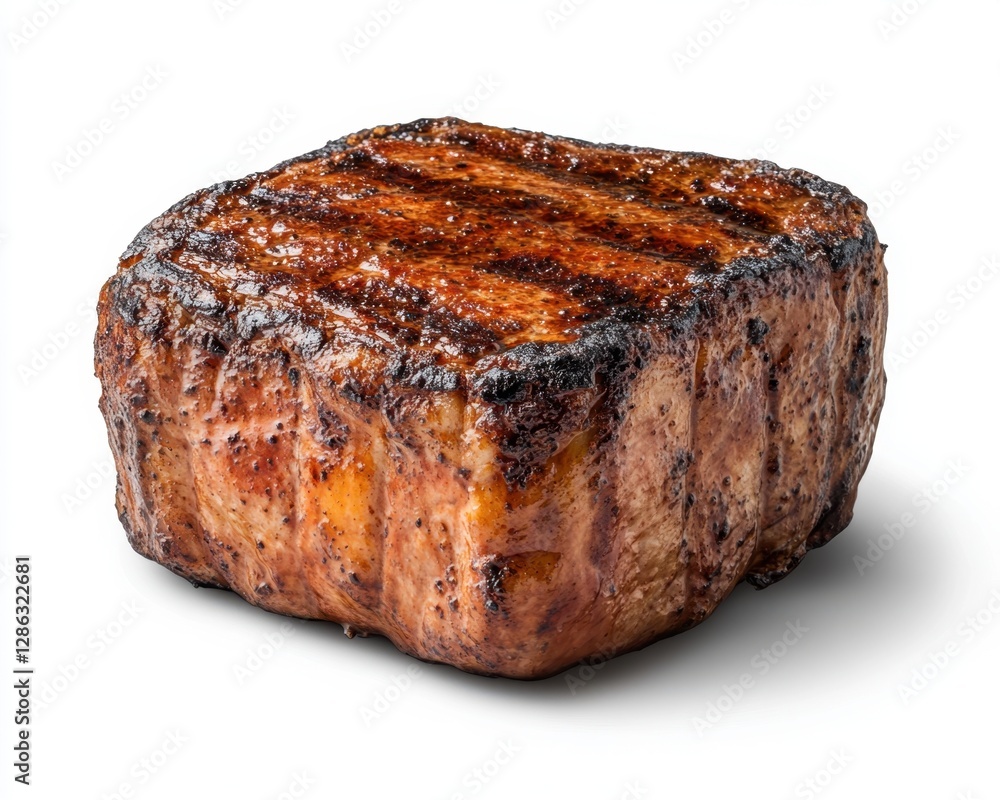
[95,118,887,679]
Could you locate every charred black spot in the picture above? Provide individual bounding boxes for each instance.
[312,405,349,449]
[202,333,228,357]
[476,367,526,405]
[747,317,770,345]
[479,558,514,614]
[671,451,694,479]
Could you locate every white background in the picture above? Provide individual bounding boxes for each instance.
[2,1,998,797]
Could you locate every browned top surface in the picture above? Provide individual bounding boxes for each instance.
[117,117,872,367]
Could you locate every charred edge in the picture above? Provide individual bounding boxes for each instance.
[826,220,878,274]
[690,235,807,285]
[473,317,647,404]
[744,554,804,590]
[384,350,463,392]
[111,255,227,324]
[472,320,651,487]
[188,578,231,590]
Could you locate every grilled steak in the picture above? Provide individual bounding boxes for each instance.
[95,117,887,679]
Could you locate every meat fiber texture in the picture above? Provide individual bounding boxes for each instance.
[95,118,887,679]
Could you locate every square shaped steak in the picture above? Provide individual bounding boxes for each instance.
[95,118,887,679]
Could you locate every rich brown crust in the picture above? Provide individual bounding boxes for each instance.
[95,118,887,679]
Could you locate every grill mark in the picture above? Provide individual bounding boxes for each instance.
[244,186,361,226]
[313,275,507,357]
[697,195,775,234]
[478,253,649,321]
[273,179,718,272]
[295,179,718,282]
[312,145,769,263]
[205,185,703,345]
[248,175,728,327]
[134,119,861,371]
[383,175,726,265]
[400,125,782,239]
[463,145,781,242]
[204,143,784,350]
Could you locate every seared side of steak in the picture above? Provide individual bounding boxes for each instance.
[95,118,887,679]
